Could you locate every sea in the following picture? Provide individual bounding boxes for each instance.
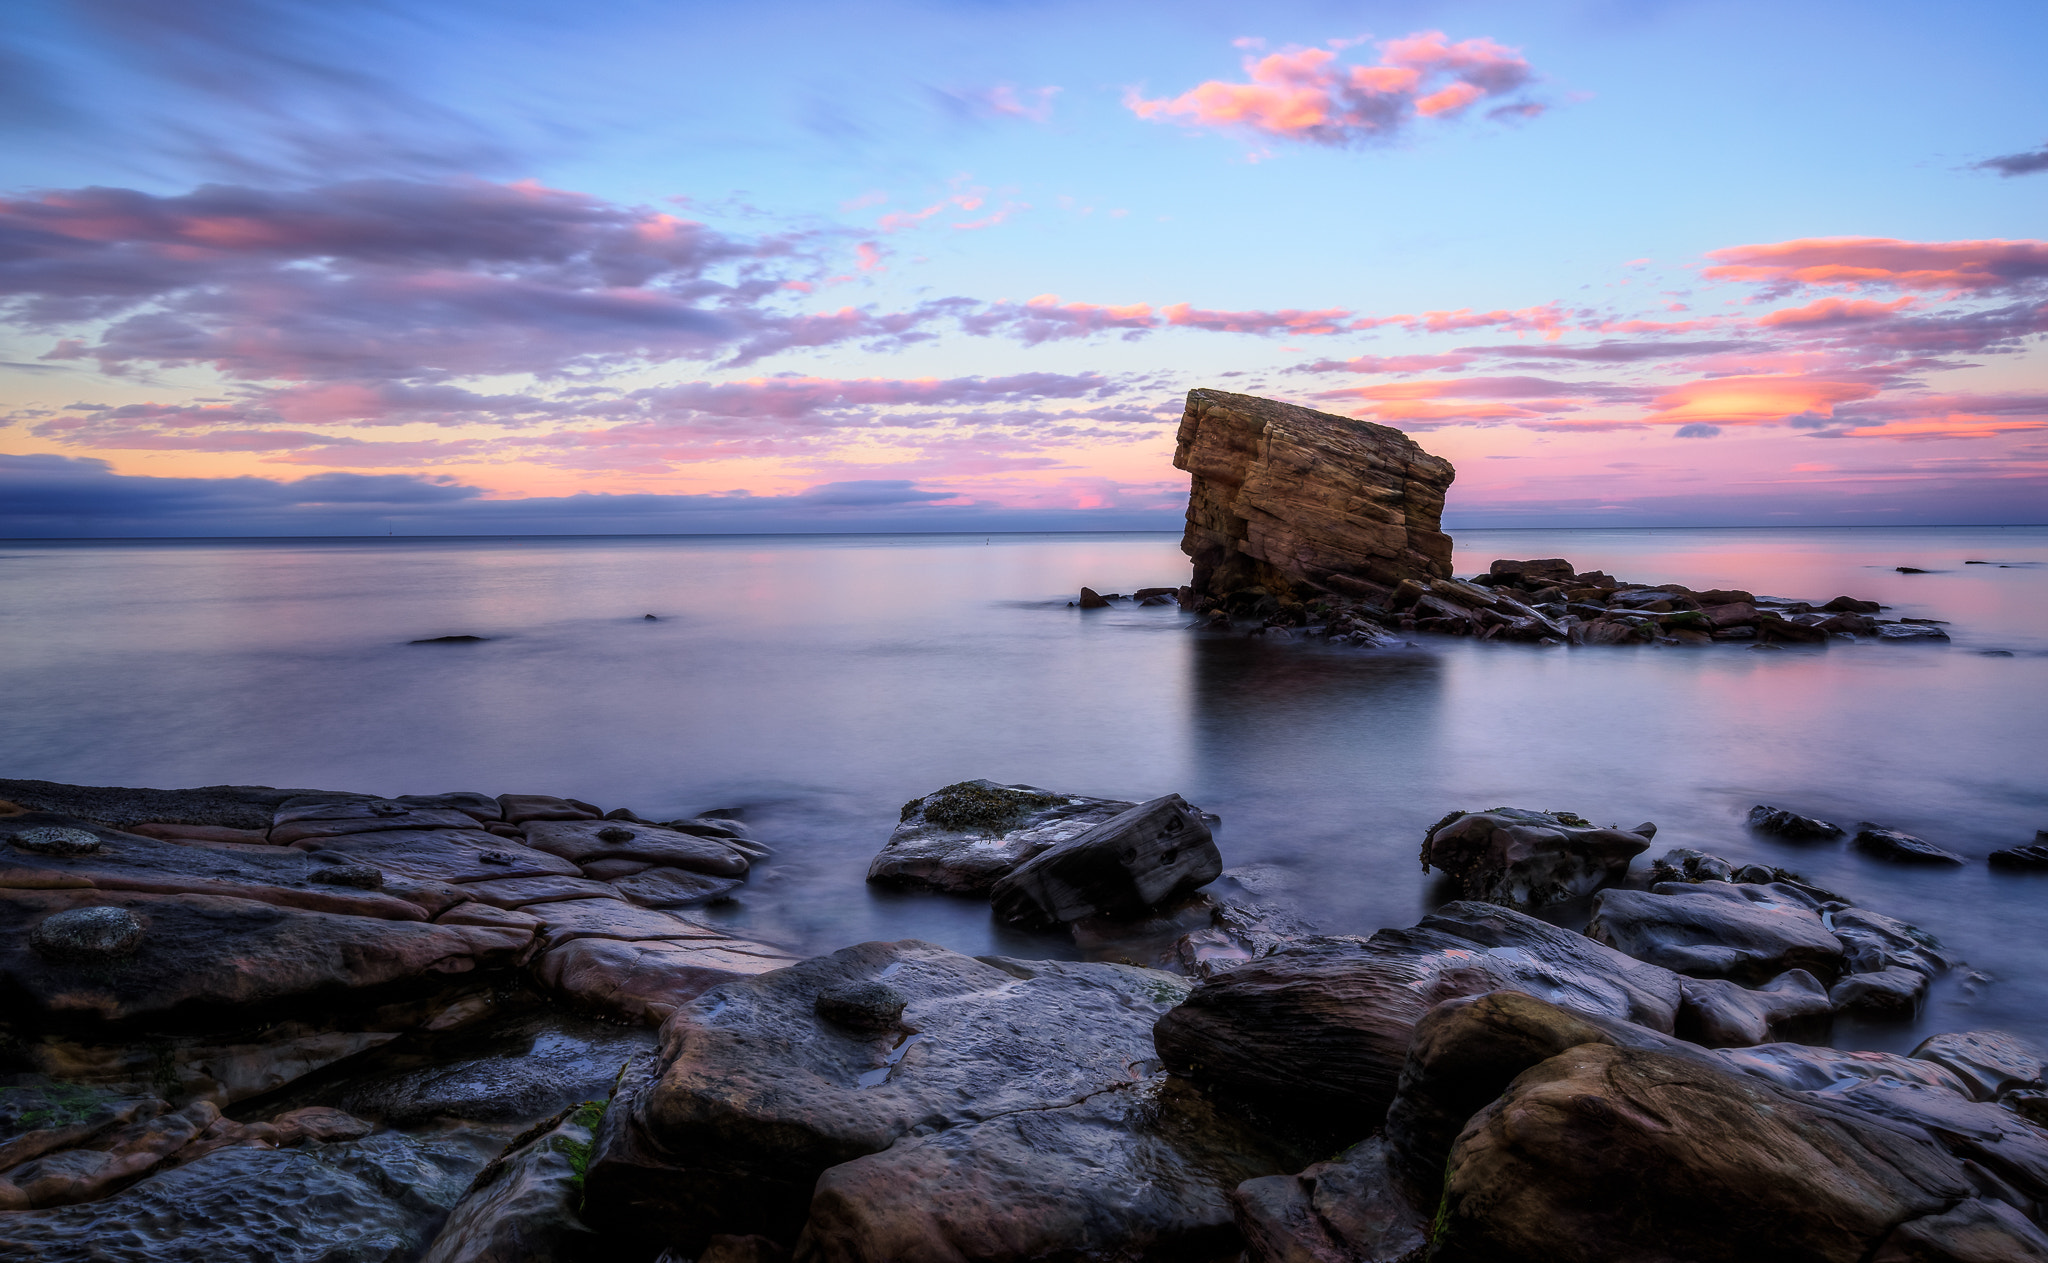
[2,526,2043,1051]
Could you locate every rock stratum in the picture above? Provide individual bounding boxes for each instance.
[1173,388,1456,601]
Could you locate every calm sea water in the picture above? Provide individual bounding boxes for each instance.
[2,527,2044,1050]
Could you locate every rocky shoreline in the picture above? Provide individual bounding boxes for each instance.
[5,776,2047,1261]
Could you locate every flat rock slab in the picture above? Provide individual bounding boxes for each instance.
[1587,882,1845,984]
[497,795,599,825]
[797,1073,1306,1263]
[1813,1076,2048,1208]
[528,897,729,950]
[291,830,582,885]
[458,874,620,909]
[1421,808,1652,909]
[0,780,323,832]
[1830,906,1951,977]
[1431,1043,1989,1263]
[533,936,801,1026]
[522,820,748,878]
[609,866,746,908]
[867,781,1137,895]
[0,888,531,1023]
[0,1146,422,1261]
[1912,1030,2047,1101]
[586,941,1192,1249]
[271,802,484,845]
[1153,902,1682,1131]
[3,815,428,921]
[1717,1043,1974,1096]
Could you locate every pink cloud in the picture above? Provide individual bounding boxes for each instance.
[1160,303,1352,334]
[1127,31,1541,148]
[1754,296,1916,327]
[1702,237,2048,296]
[1645,374,1879,426]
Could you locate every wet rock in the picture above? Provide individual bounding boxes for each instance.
[1077,586,1110,608]
[1419,808,1651,908]
[1429,1042,1990,1263]
[867,781,1137,895]
[1873,1198,2048,1262]
[531,935,800,1026]
[308,863,384,889]
[6,1100,218,1207]
[1174,389,1455,600]
[312,1126,502,1217]
[521,819,749,878]
[0,779,325,833]
[421,1104,603,1263]
[392,792,504,822]
[1230,1135,1429,1263]
[1677,969,1833,1047]
[798,1072,1302,1263]
[527,896,733,951]
[607,866,746,908]
[1747,804,1846,840]
[1854,825,1967,865]
[337,1012,652,1127]
[1876,622,1951,641]
[813,980,908,1031]
[1912,1031,2047,1101]
[412,635,488,644]
[1991,844,2048,869]
[0,1086,162,1172]
[1830,965,1929,1017]
[0,1146,421,1261]
[24,1028,401,1107]
[1831,906,1952,977]
[1812,1075,2048,1210]
[1153,903,1681,1132]
[270,1106,375,1146]
[458,874,619,908]
[1716,1042,1973,1095]
[496,795,599,825]
[0,888,531,1023]
[7,826,103,857]
[584,941,1192,1252]
[1647,847,1733,884]
[271,802,484,846]
[1381,991,1713,1204]
[1586,882,1846,984]
[293,828,583,886]
[989,793,1221,927]
[29,906,146,962]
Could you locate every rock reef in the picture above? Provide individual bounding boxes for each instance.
[7,775,2048,1262]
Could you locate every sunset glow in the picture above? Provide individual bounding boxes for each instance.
[2,1,2042,533]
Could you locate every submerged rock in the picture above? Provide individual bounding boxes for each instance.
[866,781,1138,895]
[1854,825,1967,865]
[1173,388,1455,600]
[989,793,1221,927]
[1747,804,1846,841]
[1419,808,1651,909]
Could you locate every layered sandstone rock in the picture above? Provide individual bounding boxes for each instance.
[1172,389,1456,599]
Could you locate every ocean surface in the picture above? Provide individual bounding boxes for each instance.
[2,526,2044,1050]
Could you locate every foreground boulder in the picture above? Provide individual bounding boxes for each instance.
[1431,1041,2043,1263]
[1153,903,1681,1132]
[586,940,1307,1256]
[866,782,1138,895]
[1172,389,1456,600]
[989,794,1221,927]
[1419,808,1652,908]
[421,1101,604,1263]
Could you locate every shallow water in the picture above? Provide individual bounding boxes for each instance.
[1,526,2043,1050]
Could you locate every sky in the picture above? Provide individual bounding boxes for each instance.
[2,0,2044,536]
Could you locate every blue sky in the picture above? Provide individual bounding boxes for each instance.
[3,0,2044,534]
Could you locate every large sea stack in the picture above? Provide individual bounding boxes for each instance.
[1173,388,1456,601]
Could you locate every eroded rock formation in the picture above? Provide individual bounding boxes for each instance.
[1173,389,1455,600]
